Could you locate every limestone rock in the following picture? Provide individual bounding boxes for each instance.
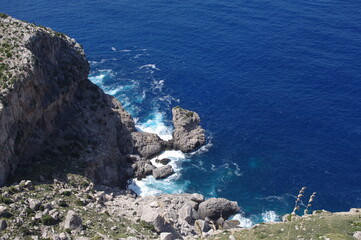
[354,231,361,240]
[160,232,173,240]
[132,160,155,179]
[172,107,206,152]
[178,204,193,223]
[131,132,165,158]
[153,165,174,179]
[28,199,42,211]
[64,210,82,230]
[223,220,240,230]
[198,198,240,221]
[140,206,166,232]
[194,219,211,232]
[191,193,205,203]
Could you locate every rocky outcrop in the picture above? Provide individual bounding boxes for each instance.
[171,107,206,152]
[0,15,172,187]
[152,165,174,179]
[198,198,241,221]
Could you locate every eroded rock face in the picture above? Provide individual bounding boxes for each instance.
[197,198,240,221]
[172,107,206,152]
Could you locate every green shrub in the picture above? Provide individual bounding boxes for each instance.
[61,190,72,196]
[0,13,8,18]
[58,200,69,207]
[0,195,13,204]
[41,214,56,226]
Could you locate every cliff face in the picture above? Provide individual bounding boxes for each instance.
[0,15,206,188]
[0,16,89,185]
[0,16,138,187]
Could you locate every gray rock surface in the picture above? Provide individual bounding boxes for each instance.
[178,204,193,223]
[64,210,82,230]
[131,132,165,158]
[28,198,42,210]
[140,206,166,232]
[172,107,206,152]
[354,231,361,240]
[160,232,173,240]
[198,198,240,221]
[153,165,174,179]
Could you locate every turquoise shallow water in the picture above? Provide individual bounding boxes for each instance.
[2,0,361,224]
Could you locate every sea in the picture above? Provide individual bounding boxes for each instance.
[2,0,361,226]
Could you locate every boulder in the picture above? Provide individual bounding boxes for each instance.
[132,132,165,158]
[140,206,166,232]
[0,206,10,218]
[160,232,173,240]
[132,160,155,179]
[153,165,174,179]
[223,220,240,230]
[64,210,82,230]
[191,193,205,203]
[28,198,42,211]
[354,231,361,240]
[172,107,206,152]
[156,158,171,165]
[197,198,240,221]
[178,204,193,223]
[194,219,211,232]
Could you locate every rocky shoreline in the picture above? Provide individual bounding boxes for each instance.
[0,14,242,239]
[1,14,361,240]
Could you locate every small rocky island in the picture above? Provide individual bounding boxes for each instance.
[1,14,361,240]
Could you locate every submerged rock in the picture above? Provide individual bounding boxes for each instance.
[171,107,206,152]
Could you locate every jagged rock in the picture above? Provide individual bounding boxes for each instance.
[223,220,240,230]
[198,198,240,221]
[178,204,193,223]
[28,199,42,211]
[216,216,225,229]
[131,132,165,158]
[132,160,155,179]
[156,158,171,165]
[140,206,166,232]
[191,193,205,203]
[153,165,174,179]
[0,206,10,218]
[64,210,82,230]
[194,219,211,232]
[0,219,7,230]
[172,107,206,152]
[160,232,173,240]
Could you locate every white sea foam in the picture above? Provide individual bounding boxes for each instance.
[136,111,173,141]
[111,47,117,51]
[139,64,160,70]
[88,69,113,85]
[120,49,132,52]
[262,210,280,222]
[229,213,254,228]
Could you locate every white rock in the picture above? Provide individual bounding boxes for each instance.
[160,232,173,240]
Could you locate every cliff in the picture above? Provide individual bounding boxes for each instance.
[0,14,206,188]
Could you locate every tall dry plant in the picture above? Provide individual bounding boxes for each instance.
[304,192,317,215]
[292,187,306,215]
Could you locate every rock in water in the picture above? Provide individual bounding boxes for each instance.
[172,107,206,152]
[197,198,240,221]
[152,165,174,179]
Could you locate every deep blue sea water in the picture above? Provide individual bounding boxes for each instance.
[2,0,361,224]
